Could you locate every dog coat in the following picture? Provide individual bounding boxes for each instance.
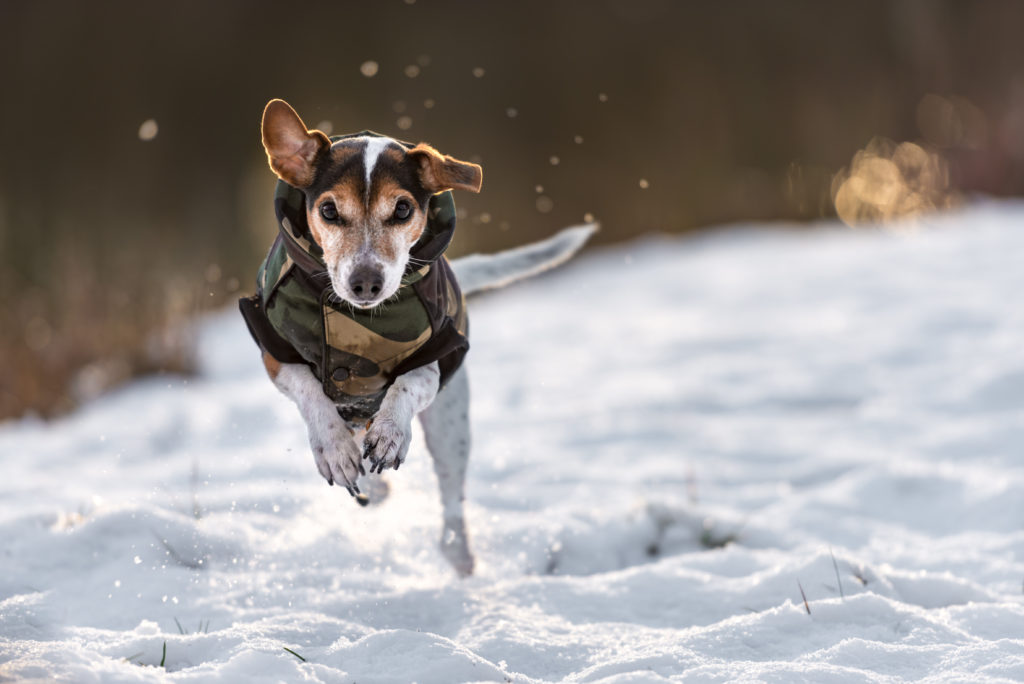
[239,140,469,423]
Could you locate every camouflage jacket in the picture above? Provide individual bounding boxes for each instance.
[239,138,469,423]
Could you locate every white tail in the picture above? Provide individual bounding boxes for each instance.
[451,224,597,295]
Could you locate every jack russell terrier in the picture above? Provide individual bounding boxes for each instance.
[240,99,593,575]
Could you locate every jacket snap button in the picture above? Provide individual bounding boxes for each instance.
[332,367,350,381]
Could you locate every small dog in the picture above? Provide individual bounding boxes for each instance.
[240,99,592,575]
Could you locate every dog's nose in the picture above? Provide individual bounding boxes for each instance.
[349,267,384,298]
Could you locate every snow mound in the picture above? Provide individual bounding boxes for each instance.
[2,203,1024,682]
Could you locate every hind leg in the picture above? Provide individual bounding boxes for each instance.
[419,364,474,576]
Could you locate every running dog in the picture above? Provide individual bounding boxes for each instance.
[240,99,593,575]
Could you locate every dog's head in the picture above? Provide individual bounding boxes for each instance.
[260,98,482,308]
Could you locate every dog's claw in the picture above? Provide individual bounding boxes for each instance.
[327,476,334,486]
[354,492,370,506]
[362,417,411,473]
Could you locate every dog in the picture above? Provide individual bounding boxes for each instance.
[240,99,593,575]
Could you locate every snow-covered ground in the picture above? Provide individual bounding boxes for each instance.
[3,204,1024,683]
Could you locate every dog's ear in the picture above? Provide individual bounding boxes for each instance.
[261,99,330,188]
[408,143,483,194]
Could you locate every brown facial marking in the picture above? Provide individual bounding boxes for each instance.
[305,145,363,262]
[370,178,426,260]
[309,186,362,263]
[364,146,428,260]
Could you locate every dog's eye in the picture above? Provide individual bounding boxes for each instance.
[393,199,412,221]
[320,202,339,222]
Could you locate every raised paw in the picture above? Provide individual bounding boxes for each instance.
[310,427,364,495]
[362,418,412,474]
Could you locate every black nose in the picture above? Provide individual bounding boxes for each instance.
[349,267,384,298]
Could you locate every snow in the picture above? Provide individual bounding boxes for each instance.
[3,203,1024,683]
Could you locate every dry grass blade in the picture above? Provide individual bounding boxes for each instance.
[830,548,845,600]
[797,580,811,615]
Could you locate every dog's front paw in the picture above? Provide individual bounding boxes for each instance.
[363,418,412,473]
[309,427,364,494]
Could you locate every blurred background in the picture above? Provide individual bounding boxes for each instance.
[3,0,1024,420]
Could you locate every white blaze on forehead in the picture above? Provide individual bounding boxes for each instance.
[326,135,403,208]
[361,136,398,189]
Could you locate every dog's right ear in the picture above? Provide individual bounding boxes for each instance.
[261,99,330,188]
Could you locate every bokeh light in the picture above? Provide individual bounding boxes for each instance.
[137,119,158,141]
[832,138,956,227]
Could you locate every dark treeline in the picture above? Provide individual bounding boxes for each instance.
[2,0,1023,418]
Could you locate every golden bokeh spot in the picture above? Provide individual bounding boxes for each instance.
[832,137,958,227]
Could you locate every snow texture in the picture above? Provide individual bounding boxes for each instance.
[3,203,1024,683]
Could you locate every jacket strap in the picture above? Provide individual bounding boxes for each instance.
[274,196,327,276]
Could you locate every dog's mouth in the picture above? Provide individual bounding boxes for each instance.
[333,286,393,310]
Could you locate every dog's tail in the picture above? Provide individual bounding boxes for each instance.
[450,224,597,296]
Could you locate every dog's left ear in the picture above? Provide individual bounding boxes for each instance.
[408,144,483,194]
[261,99,330,188]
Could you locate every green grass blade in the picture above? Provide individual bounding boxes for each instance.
[283,646,307,662]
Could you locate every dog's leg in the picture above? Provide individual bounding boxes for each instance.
[418,365,474,577]
[263,353,363,493]
[363,362,440,473]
